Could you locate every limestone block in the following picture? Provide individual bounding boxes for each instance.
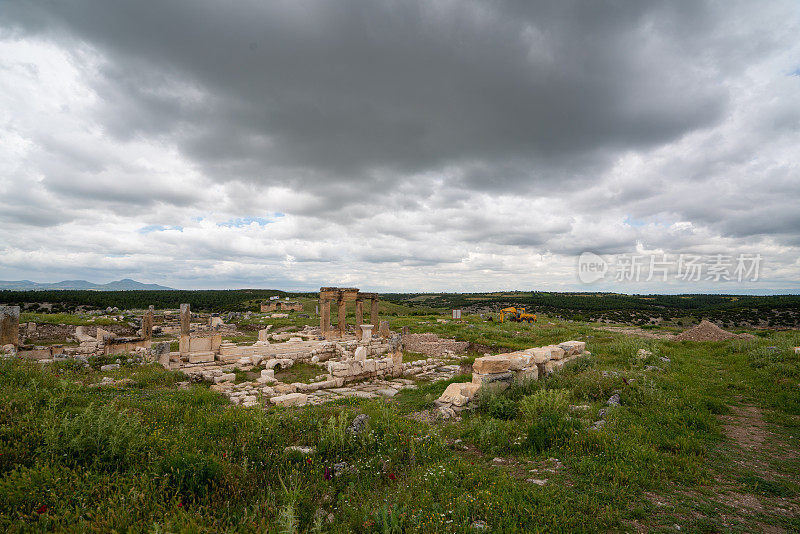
[189,351,215,364]
[179,336,190,354]
[472,371,513,386]
[274,383,297,394]
[354,346,367,361]
[74,326,95,343]
[261,369,275,380]
[189,337,213,352]
[517,366,539,381]
[559,341,586,356]
[473,355,512,374]
[272,391,305,405]
[363,359,376,373]
[350,360,363,375]
[543,345,566,361]
[214,373,236,383]
[507,352,532,371]
[525,347,552,364]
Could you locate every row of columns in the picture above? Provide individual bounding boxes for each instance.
[319,287,379,338]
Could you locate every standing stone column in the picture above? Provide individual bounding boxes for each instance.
[142,305,154,340]
[337,297,347,337]
[180,303,191,337]
[320,298,331,334]
[354,299,364,338]
[0,305,20,347]
[370,299,379,334]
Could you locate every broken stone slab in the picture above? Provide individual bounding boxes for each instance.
[472,355,512,374]
[376,388,398,397]
[354,346,367,361]
[472,371,513,387]
[214,373,236,384]
[559,341,586,356]
[271,393,308,407]
[438,382,481,407]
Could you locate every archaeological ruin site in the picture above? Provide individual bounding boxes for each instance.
[0,289,587,415]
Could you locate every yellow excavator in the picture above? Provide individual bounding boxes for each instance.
[499,307,537,323]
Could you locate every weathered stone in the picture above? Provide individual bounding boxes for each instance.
[141,305,154,339]
[543,345,566,361]
[274,383,297,394]
[361,324,373,341]
[379,320,390,338]
[354,346,367,361]
[214,373,236,383]
[525,347,552,364]
[271,393,308,407]
[473,355,512,374]
[180,303,191,336]
[0,306,20,347]
[100,363,120,371]
[347,414,369,435]
[559,341,586,356]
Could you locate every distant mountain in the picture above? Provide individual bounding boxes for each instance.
[0,278,174,291]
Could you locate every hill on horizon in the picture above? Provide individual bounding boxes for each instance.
[0,278,174,291]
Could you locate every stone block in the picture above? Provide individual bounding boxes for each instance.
[363,359,376,373]
[258,328,270,342]
[472,371,513,386]
[261,369,275,380]
[544,345,566,361]
[189,337,213,352]
[214,373,236,383]
[473,355,511,374]
[525,347,552,364]
[274,383,297,394]
[507,352,532,371]
[189,351,215,363]
[354,346,367,361]
[271,393,308,407]
[559,341,586,356]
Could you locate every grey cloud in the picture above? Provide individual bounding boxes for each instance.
[2,0,737,194]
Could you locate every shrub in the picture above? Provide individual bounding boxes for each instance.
[524,411,580,453]
[519,389,570,420]
[157,453,221,500]
[476,390,518,420]
[44,402,147,470]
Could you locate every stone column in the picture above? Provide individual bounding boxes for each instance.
[337,297,347,337]
[354,299,364,338]
[0,305,20,347]
[320,299,330,333]
[142,305,154,340]
[180,303,191,337]
[370,298,379,333]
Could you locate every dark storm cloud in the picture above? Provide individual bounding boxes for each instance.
[2,0,731,192]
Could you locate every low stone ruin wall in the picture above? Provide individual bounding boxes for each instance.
[436,340,588,418]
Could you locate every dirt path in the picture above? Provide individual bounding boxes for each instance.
[594,325,677,340]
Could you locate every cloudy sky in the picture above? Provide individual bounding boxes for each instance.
[1,1,798,293]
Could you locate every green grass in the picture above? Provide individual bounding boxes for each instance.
[274,362,326,384]
[20,312,121,326]
[1,316,798,532]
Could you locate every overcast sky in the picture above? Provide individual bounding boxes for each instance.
[1,1,798,293]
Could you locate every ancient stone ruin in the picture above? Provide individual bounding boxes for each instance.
[0,305,20,348]
[319,287,380,339]
[436,340,588,418]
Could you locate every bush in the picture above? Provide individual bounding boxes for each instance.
[157,453,221,500]
[477,390,518,420]
[519,389,570,420]
[524,411,580,453]
[44,402,147,470]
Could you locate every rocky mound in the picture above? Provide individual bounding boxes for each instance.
[675,320,755,341]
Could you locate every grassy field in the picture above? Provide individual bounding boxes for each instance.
[1,317,798,532]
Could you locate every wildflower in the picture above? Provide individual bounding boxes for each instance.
[306,457,312,464]
[36,504,48,514]
[388,473,396,480]
[178,502,184,508]
[324,467,332,480]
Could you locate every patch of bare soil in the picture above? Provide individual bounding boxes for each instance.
[719,405,768,452]
[595,325,676,340]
